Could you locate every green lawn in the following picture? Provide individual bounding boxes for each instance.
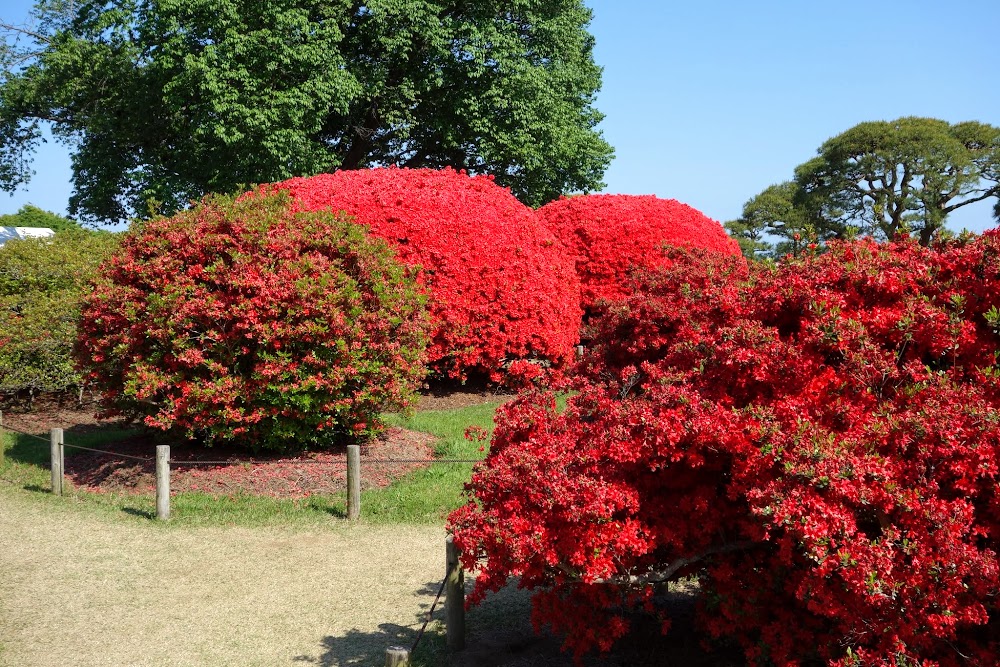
[0,400,508,666]
[0,401,501,529]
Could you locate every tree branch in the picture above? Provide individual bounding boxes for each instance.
[553,540,761,587]
[339,102,381,169]
[624,540,759,585]
[942,187,1000,213]
[0,21,52,45]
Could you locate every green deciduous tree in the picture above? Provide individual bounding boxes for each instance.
[0,203,81,232]
[0,0,613,223]
[729,117,1000,256]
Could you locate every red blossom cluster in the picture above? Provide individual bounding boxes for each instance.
[263,167,582,382]
[75,195,429,451]
[450,237,1000,666]
[536,194,742,317]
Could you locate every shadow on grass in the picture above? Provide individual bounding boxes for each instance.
[286,577,565,667]
[5,434,50,467]
[324,505,348,520]
[4,423,140,467]
[293,623,421,667]
[121,506,155,520]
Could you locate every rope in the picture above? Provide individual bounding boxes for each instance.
[410,563,451,655]
[366,458,483,464]
[61,442,154,463]
[0,424,154,462]
[0,424,52,444]
[2,422,483,466]
[169,457,484,466]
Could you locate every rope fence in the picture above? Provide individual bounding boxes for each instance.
[0,415,486,522]
[1,411,471,664]
[387,534,465,666]
[167,457,483,466]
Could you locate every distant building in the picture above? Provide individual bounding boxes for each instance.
[0,227,56,246]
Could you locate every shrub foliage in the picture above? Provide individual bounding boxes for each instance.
[266,167,582,382]
[537,194,742,316]
[0,230,117,403]
[75,195,429,451]
[450,238,1000,666]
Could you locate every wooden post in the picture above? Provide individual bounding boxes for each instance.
[50,428,64,495]
[156,445,170,520]
[575,344,585,358]
[384,646,410,666]
[347,444,361,521]
[445,535,465,650]
[0,409,5,468]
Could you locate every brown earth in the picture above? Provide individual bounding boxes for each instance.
[1,390,746,666]
[0,390,496,497]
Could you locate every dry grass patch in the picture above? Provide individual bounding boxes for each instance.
[0,491,445,667]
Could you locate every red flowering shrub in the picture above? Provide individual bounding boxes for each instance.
[536,194,743,317]
[262,167,581,382]
[75,195,429,451]
[450,237,1000,666]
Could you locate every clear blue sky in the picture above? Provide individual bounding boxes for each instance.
[2,0,999,233]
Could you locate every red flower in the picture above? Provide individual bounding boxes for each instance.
[537,194,742,317]
[451,235,1000,665]
[261,167,582,383]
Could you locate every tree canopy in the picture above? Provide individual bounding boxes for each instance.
[0,0,613,223]
[0,203,80,232]
[727,117,1000,256]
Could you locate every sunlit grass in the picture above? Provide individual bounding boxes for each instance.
[0,400,503,528]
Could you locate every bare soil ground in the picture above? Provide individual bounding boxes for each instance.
[0,389,744,666]
[0,489,741,667]
[414,382,516,412]
[0,398,450,497]
[0,491,446,667]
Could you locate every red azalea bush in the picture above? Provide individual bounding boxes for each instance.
[536,194,743,318]
[449,237,1000,666]
[75,194,429,451]
[262,167,582,382]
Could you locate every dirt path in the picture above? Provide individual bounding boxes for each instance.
[0,488,743,667]
[0,491,446,667]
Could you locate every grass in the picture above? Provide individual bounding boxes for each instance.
[0,489,448,667]
[0,401,502,529]
[365,402,501,523]
[0,399,532,667]
[1,396,692,667]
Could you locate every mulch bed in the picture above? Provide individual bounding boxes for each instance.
[0,389,496,497]
[61,427,437,497]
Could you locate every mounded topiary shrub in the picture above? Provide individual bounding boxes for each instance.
[75,194,430,451]
[536,193,743,318]
[451,237,1000,666]
[262,167,582,383]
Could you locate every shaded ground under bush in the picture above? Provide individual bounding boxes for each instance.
[0,390,745,665]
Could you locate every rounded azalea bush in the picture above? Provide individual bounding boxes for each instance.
[75,194,430,451]
[262,167,581,382]
[536,193,742,317]
[450,238,1000,666]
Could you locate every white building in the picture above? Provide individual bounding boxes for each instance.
[0,227,56,245]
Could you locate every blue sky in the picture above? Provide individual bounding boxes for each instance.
[2,0,999,233]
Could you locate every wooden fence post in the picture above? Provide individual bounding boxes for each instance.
[156,445,170,520]
[49,428,63,495]
[445,535,465,650]
[347,444,361,521]
[384,646,410,666]
[0,409,5,468]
